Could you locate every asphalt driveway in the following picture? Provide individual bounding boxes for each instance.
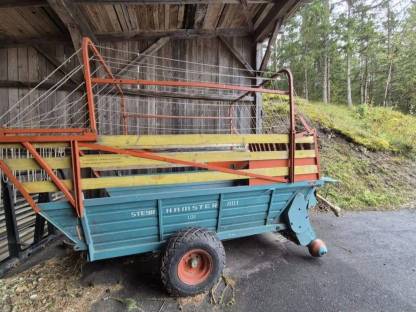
[82,209,416,312]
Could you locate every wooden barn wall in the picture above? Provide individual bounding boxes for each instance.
[0,45,85,130]
[0,37,254,262]
[96,37,254,135]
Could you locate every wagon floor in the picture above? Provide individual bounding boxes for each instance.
[1,210,415,312]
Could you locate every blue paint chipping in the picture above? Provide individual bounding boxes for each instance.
[38,179,329,261]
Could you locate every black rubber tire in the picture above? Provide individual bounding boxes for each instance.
[161,227,226,297]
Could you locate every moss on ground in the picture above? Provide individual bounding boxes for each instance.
[263,95,416,210]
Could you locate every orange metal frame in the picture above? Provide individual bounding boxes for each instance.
[0,37,318,218]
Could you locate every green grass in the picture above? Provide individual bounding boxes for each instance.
[299,101,416,157]
[319,140,414,210]
[264,94,416,157]
[263,95,416,210]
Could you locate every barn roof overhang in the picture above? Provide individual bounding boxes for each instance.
[0,0,308,49]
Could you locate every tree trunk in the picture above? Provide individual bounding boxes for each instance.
[347,53,353,107]
[323,54,328,104]
[346,0,353,108]
[383,61,392,107]
[360,57,364,105]
[383,2,393,107]
[304,66,309,102]
[327,57,331,103]
[364,56,368,104]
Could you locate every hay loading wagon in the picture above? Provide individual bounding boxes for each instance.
[0,38,331,296]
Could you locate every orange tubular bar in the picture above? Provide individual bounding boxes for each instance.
[22,142,76,208]
[0,133,97,143]
[71,141,84,217]
[82,38,98,133]
[82,37,127,133]
[79,143,286,183]
[0,128,88,134]
[91,78,289,96]
[0,160,40,214]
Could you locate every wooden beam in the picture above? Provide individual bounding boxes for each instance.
[120,87,254,102]
[73,0,275,4]
[215,3,229,28]
[239,0,254,32]
[194,4,209,29]
[254,0,295,42]
[96,28,251,41]
[116,37,170,76]
[46,0,97,57]
[0,0,47,8]
[0,36,70,48]
[218,36,256,76]
[259,18,282,72]
[0,28,249,47]
[255,42,263,133]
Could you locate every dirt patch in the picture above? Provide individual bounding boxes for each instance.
[317,129,416,210]
[0,250,121,312]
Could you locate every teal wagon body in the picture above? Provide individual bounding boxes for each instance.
[39,179,328,261]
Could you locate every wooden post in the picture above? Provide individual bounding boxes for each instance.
[255,42,263,134]
[1,180,20,258]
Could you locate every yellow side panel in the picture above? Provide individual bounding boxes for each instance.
[97,134,314,148]
[4,150,316,171]
[22,165,318,193]
[0,134,314,149]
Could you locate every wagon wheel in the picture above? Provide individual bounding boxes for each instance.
[161,228,225,297]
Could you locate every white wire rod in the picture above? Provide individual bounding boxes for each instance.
[96,121,268,131]
[16,111,86,128]
[71,81,118,128]
[21,96,88,128]
[9,64,101,129]
[96,96,256,108]
[95,45,288,77]
[0,49,82,123]
[65,95,102,129]
[14,88,88,127]
[91,57,280,86]
[4,64,85,127]
[91,55,280,83]
[3,67,84,128]
[95,109,258,121]
[16,84,87,128]
[14,96,88,128]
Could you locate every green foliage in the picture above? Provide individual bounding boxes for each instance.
[273,0,416,114]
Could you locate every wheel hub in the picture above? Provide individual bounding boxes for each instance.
[177,249,213,285]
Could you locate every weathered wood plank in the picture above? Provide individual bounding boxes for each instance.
[259,18,282,72]
[96,134,314,148]
[116,37,170,76]
[21,165,319,193]
[4,150,316,170]
[218,36,255,76]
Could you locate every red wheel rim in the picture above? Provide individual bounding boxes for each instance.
[177,249,213,285]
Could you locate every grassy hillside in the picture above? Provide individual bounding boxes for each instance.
[263,95,416,210]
